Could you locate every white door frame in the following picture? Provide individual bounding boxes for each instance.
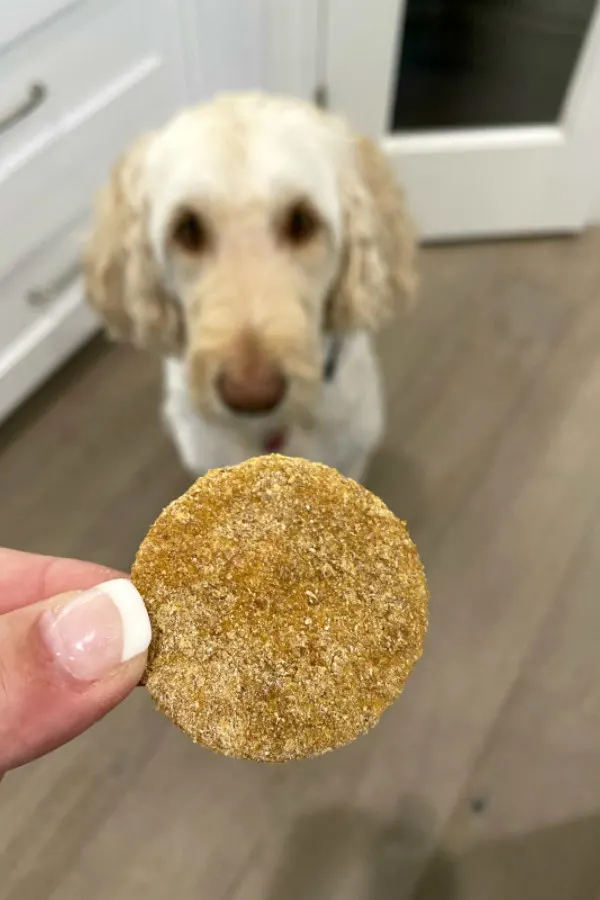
[325,0,403,139]
[268,0,600,240]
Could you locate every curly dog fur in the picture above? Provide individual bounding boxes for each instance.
[85,93,417,480]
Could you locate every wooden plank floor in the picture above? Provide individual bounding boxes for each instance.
[2,230,600,900]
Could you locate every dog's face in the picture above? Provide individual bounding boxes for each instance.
[147,99,346,422]
[85,95,417,426]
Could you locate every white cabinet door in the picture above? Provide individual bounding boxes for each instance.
[324,0,600,240]
[0,0,78,49]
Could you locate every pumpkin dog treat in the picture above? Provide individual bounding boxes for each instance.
[132,455,428,762]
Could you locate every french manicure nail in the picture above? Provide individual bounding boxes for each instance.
[41,579,151,682]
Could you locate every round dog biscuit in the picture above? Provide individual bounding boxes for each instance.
[132,455,428,762]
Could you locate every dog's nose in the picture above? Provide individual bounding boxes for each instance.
[217,363,287,415]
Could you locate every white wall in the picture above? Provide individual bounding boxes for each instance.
[180,0,266,101]
[180,0,318,104]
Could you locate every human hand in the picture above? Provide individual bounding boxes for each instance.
[0,548,151,775]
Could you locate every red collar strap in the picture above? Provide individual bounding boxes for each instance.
[263,430,288,454]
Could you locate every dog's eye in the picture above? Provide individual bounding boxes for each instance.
[281,201,321,246]
[172,209,210,254]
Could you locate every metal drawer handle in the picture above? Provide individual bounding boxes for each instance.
[27,261,81,308]
[0,82,48,137]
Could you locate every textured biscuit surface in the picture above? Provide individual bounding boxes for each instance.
[132,455,428,761]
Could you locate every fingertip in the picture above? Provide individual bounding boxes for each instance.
[104,579,152,665]
[41,580,151,684]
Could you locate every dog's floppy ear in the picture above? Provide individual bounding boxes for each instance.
[329,134,418,332]
[84,134,184,355]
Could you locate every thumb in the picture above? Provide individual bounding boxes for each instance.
[0,580,151,773]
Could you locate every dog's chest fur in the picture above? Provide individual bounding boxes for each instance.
[162,331,383,483]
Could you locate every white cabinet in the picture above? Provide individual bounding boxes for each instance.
[0,0,188,422]
[0,0,77,50]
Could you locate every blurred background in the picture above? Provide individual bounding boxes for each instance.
[2,1,600,898]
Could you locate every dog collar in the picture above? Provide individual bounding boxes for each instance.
[262,337,342,454]
[263,429,287,454]
[323,334,343,382]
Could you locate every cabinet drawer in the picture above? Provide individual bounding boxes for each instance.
[0,0,184,280]
[0,0,79,50]
[0,0,181,170]
[0,217,98,424]
[0,220,83,354]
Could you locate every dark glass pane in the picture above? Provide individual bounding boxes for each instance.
[391,0,597,131]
